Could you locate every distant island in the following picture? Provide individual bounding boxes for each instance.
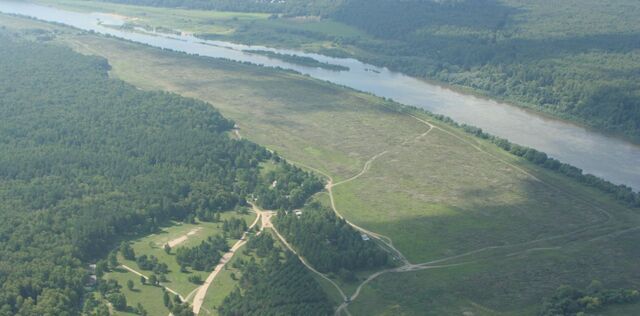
[245,49,349,71]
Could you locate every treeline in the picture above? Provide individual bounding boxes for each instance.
[275,202,389,276]
[218,237,333,316]
[540,281,640,315]
[0,31,318,314]
[255,162,324,210]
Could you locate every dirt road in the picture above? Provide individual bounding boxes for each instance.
[191,210,261,315]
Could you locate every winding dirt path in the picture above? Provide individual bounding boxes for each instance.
[293,113,627,315]
[237,109,626,316]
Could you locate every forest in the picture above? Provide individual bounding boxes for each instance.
[0,31,320,314]
[175,235,229,271]
[255,162,324,211]
[275,202,389,276]
[103,0,640,140]
[218,234,333,316]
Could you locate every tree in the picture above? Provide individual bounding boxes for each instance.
[120,242,136,260]
[137,303,148,316]
[148,274,158,286]
[163,291,171,307]
[188,275,203,284]
[127,279,134,291]
[140,276,146,285]
[164,244,171,254]
[95,260,108,277]
[107,293,127,311]
[108,252,118,269]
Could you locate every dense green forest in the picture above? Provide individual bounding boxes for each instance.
[0,31,320,314]
[175,235,229,270]
[103,0,640,140]
[275,202,389,275]
[218,234,333,316]
[255,162,324,211]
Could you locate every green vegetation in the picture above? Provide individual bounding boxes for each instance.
[176,235,229,271]
[109,213,253,304]
[81,0,640,140]
[255,161,324,210]
[102,269,166,315]
[50,30,640,314]
[540,281,639,316]
[2,13,639,315]
[426,112,640,207]
[275,201,389,274]
[218,234,333,316]
[99,0,341,16]
[246,49,349,71]
[0,24,322,314]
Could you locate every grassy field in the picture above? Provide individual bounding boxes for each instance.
[97,211,255,314]
[122,212,255,294]
[103,267,169,316]
[2,14,639,315]
[349,228,640,315]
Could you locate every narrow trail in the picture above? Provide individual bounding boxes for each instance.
[120,264,185,301]
[333,151,389,187]
[236,109,627,316]
[316,114,628,315]
[252,203,350,303]
[273,219,349,302]
[191,210,261,315]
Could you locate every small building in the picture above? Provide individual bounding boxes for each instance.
[361,234,370,241]
[271,180,278,188]
[294,209,303,217]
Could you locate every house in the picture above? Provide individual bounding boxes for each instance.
[294,209,303,217]
[361,234,370,241]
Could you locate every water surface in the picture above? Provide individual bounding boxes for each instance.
[1,1,638,190]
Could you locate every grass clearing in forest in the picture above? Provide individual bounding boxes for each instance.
[103,268,169,316]
[119,212,256,296]
[3,15,638,314]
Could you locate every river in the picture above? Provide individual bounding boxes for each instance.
[1,1,638,190]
